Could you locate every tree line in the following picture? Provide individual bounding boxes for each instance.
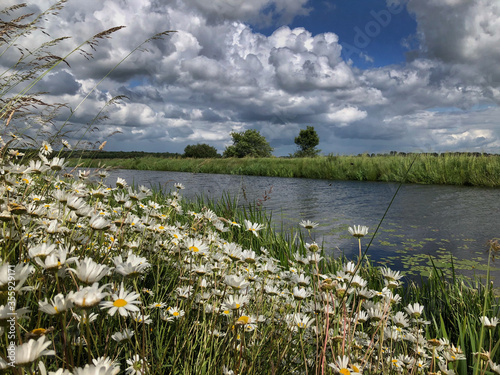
[183,126,320,158]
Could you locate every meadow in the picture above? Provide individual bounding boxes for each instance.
[0,145,499,374]
[75,152,500,187]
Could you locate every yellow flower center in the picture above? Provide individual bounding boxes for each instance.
[340,369,350,375]
[189,246,199,253]
[113,299,128,307]
[297,322,306,328]
[173,311,180,316]
[54,306,59,313]
[237,316,250,324]
[32,328,47,335]
[235,303,240,309]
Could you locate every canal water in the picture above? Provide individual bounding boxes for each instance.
[98,169,500,283]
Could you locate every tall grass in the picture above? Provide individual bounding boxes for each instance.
[76,153,500,187]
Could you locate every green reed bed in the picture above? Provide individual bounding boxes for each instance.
[1,144,500,375]
[75,152,500,187]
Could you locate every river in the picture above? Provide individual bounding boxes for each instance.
[97,169,500,283]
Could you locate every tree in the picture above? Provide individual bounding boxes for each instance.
[294,126,320,157]
[223,129,273,158]
[183,143,219,158]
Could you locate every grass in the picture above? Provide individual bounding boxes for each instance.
[74,153,500,187]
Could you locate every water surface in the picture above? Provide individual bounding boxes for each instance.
[99,169,500,282]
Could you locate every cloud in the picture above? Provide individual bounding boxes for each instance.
[2,0,499,155]
[407,0,500,85]
[183,0,311,26]
[327,107,368,125]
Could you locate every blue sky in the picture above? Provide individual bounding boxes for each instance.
[5,0,500,156]
[272,0,418,68]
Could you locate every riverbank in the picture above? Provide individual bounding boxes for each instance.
[4,147,500,373]
[73,152,500,187]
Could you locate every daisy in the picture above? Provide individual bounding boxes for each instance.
[392,311,410,328]
[381,267,403,282]
[480,316,499,329]
[176,285,193,299]
[126,355,148,375]
[348,225,369,238]
[328,355,352,375]
[113,251,151,277]
[244,219,264,236]
[70,257,112,284]
[241,249,257,263]
[289,313,315,331]
[405,302,424,318]
[184,238,209,255]
[149,302,167,309]
[40,141,53,155]
[62,139,72,149]
[100,283,141,317]
[13,336,55,366]
[222,294,250,311]
[37,362,72,375]
[130,312,153,324]
[169,307,185,318]
[69,283,109,308]
[49,157,67,171]
[0,262,32,293]
[89,214,111,230]
[111,329,135,342]
[73,361,120,375]
[224,274,249,290]
[39,293,73,315]
[306,242,320,252]
[292,286,311,300]
[292,273,310,286]
[66,195,87,211]
[299,220,319,229]
[28,242,57,260]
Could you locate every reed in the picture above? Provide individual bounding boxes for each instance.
[75,152,500,187]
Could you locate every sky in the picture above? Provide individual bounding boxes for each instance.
[4,0,500,156]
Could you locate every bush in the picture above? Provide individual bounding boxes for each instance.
[183,143,220,158]
[223,129,273,158]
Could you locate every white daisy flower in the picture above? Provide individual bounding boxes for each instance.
[126,354,148,375]
[13,336,55,366]
[348,225,369,238]
[100,283,141,317]
[111,328,135,342]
